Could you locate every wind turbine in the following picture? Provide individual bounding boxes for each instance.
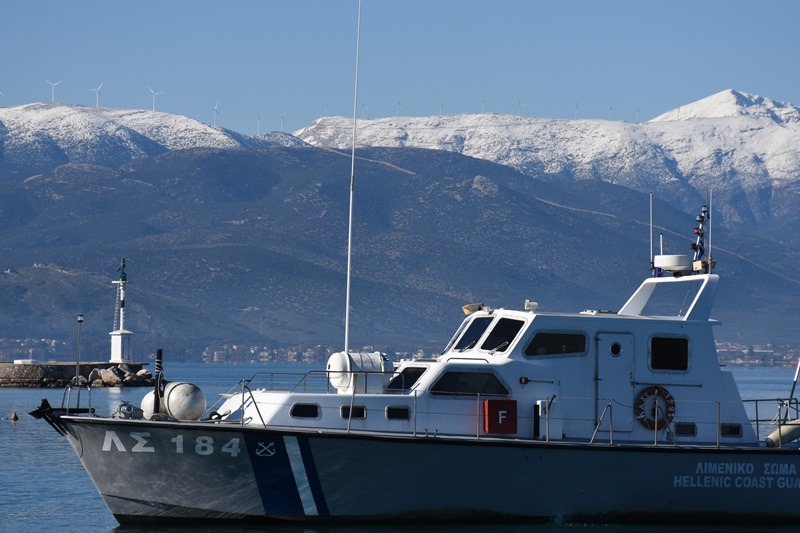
[518,99,524,116]
[148,86,162,111]
[280,113,285,132]
[46,80,62,103]
[213,102,221,127]
[257,115,261,136]
[91,82,103,108]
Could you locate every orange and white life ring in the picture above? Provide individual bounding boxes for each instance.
[633,385,676,430]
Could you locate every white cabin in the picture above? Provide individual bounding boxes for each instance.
[216,266,757,447]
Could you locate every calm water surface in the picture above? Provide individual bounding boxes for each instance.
[0,363,798,533]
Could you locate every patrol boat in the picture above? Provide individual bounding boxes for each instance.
[31,204,800,524]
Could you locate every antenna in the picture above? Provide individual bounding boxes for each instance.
[91,82,103,108]
[344,0,362,354]
[148,86,162,111]
[46,80,62,103]
[649,192,654,275]
[708,190,713,272]
[690,201,712,274]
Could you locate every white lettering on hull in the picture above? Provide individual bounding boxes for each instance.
[100,430,241,457]
[675,461,800,490]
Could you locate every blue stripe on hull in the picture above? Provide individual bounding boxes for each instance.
[297,434,329,516]
[242,432,304,516]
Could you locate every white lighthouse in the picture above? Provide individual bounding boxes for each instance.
[109,258,133,363]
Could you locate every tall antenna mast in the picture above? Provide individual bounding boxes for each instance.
[649,192,654,275]
[691,200,711,274]
[708,190,713,273]
[343,0,362,354]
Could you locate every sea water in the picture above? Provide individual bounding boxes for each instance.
[0,363,798,533]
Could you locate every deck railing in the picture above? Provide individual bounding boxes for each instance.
[55,369,800,449]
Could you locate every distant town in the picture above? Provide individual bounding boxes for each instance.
[1,337,798,367]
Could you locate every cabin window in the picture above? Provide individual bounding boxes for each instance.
[525,332,587,356]
[387,366,427,391]
[480,318,525,353]
[453,317,494,351]
[290,403,319,419]
[340,405,366,419]
[650,336,689,371]
[721,423,743,437]
[442,319,471,353]
[674,422,697,437]
[386,406,410,420]
[430,371,509,397]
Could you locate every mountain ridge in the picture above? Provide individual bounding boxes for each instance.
[0,102,306,177]
[294,89,800,239]
[650,89,800,123]
[1,92,800,359]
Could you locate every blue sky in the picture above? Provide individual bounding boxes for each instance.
[1,0,798,135]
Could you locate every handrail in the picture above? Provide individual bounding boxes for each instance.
[590,399,614,444]
[191,370,800,449]
[61,383,93,416]
[237,378,267,428]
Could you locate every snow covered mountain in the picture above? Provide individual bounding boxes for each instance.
[0,102,306,176]
[295,89,800,235]
[651,90,800,123]
[1,94,800,353]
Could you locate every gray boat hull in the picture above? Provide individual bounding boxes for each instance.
[58,416,800,525]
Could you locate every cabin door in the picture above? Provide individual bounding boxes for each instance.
[596,332,634,432]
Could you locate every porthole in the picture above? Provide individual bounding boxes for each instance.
[340,405,366,419]
[610,342,622,357]
[386,406,410,420]
[290,403,319,419]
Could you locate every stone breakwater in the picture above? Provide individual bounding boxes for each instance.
[0,361,152,387]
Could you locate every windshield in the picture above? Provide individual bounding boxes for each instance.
[453,317,494,351]
[480,318,525,353]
